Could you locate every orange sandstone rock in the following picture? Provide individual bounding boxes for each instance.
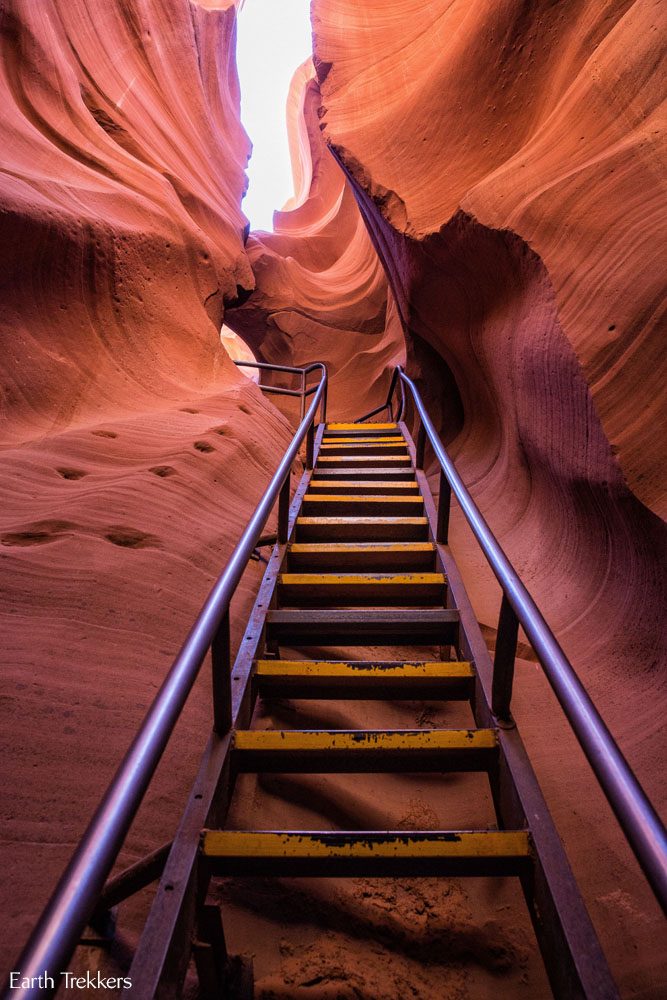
[0,0,253,444]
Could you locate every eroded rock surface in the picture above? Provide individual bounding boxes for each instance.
[0,0,296,979]
[0,0,254,443]
[307,0,666,992]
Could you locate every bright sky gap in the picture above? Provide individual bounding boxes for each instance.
[236,0,313,232]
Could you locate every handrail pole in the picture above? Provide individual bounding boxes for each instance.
[4,373,327,1000]
[299,369,306,423]
[491,594,519,723]
[396,367,667,912]
[211,609,232,734]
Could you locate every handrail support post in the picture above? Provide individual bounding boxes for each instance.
[436,469,451,544]
[306,423,315,470]
[278,477,291,544]
[415,422,426,470]
[211,610,232,734]
[492,593,519,724]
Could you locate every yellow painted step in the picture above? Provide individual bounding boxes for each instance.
[278,572,445,606]
[201,830,532,876]
[295,516,429,541]
[255,660,473,680]
[319,442,407,451]
[302,494,423,517]
[318,455,410,463]
[234,728,493,749]
[232,728,497,772]
[254,659,474,699]
[319,437,404,445]
[303,494,422,504]
[326,423,397,431]
[308,480,419,492]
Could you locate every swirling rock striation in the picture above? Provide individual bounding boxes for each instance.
[310,0,667,993]
[0,0,254,443]
[0,0,298,979]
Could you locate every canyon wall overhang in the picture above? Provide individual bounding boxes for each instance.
[313,0,666,522]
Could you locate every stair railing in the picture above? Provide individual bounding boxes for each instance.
[235,360,328,423]
[357,364,667,915]
[3,363,328,1000]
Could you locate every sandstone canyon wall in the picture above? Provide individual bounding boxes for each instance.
[0,0,254,443]
[306,0,666,992]
[0,0,298,978]
[1,0,665,996]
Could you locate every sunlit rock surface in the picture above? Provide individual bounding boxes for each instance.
[226,59,405,419]
[308,0,667,993]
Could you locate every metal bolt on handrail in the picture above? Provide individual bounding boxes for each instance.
[3,365,327,1000]
[357,364,667,915]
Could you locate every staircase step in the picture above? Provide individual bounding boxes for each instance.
[288,541,436,571]
[254,659,474,699]
[265,608,459,646]
[317,454,412,468]
[201,830,531,877]
[302,494,424,517]
[325,423,397,435]
[319,441,408,456]
[278,572,445,606]
[320,436,405,445]
[310,466,415,481]
[233,728,497,772]
[295,517,429,542]
[308,480,420,495]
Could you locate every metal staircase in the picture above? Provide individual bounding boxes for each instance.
[6,364,666,1000]
[189,418,612,999]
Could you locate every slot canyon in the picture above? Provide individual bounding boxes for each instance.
[0,1,665,998]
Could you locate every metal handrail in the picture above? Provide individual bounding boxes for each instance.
[235,360,328,423]
[4,364,328,999]
[359,364,667,914]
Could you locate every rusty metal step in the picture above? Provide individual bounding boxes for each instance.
[287,541,437,572]
[277,572,445,606]
[319,441,408,456]
[295,516,429,542]
[232,728,497,772]
[253,659,475,700]
[265,608,459,646]
[309,466,415,481]
[201,830,532,877]
[324,423,398,436]
[317,454,412,469]
[308,479,420,495]
[301,494,424,517]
